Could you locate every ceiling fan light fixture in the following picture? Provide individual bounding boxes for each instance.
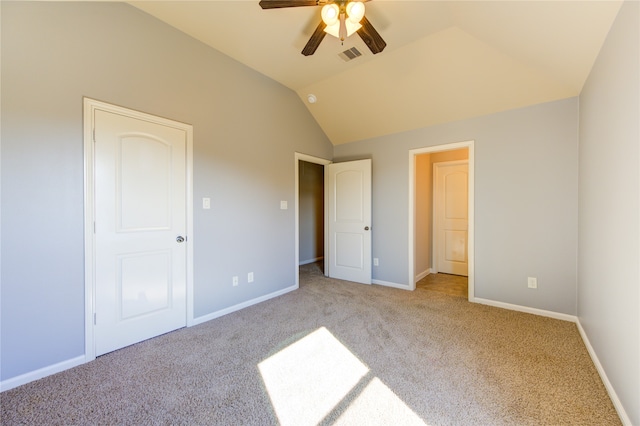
[321,4,339,26]
[346,1,365,24]
[262,0,385,56]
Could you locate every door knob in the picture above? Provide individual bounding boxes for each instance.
[364,226,370,231]
[176,236,185,243]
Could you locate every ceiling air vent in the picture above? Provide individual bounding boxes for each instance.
[338,47,363,62]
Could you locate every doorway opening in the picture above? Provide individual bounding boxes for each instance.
[408,141,474,301]
[294,153,331,287]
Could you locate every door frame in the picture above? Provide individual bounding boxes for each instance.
[83,98,194,362]
[408,140,475,300]
[294,153,332,287]
[432,159,469,275]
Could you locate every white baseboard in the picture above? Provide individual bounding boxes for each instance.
[372,279,411,290]
[415,268,433,282]
[192,284,298,326]
[299,256,324,266]
[473,298,577,322]
[1,355,86,392]
[576,320,632,425]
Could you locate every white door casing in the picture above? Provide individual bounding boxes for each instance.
[434,161,469,276]
[327,159,372,284]
[84,98,193,359]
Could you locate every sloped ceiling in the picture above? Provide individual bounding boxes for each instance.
[130,1,622,145]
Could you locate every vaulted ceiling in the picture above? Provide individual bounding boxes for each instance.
[130,1,623,145]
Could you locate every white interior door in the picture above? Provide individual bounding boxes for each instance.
[94,109,187,356]
[327,159,372,284]
[434,161,468,276]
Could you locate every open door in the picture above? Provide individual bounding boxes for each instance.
[326,159,372,284]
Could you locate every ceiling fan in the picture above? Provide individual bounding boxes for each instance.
[259,0,387,56]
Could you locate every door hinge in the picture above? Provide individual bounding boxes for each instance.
[93,313,97,325]
[92,128,96,142]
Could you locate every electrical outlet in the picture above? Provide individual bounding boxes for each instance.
[527,277,537,289]
[373,258,379,266]
[248,272,254,283]
[232,276,239,287]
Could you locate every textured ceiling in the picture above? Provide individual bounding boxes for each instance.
[130,1,623,145]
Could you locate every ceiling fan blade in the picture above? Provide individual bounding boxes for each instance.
[302,21,328,56]
[259,0,319,9]
[357,16,386,54]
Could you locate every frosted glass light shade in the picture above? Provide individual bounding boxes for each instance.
[321,4,339,26]
[346,1,365,24]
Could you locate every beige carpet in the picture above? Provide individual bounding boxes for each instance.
[0,262,620,425]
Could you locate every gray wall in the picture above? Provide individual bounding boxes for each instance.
[298,161,324,264]
[334,98,579,315]
[578,1,639,423]
[0,2,332,381]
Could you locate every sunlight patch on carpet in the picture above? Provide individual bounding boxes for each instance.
[258,327,368,425]
[334,377,426,425]
[258,327,427,425]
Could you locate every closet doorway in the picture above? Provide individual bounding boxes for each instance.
[294,153,331,287]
